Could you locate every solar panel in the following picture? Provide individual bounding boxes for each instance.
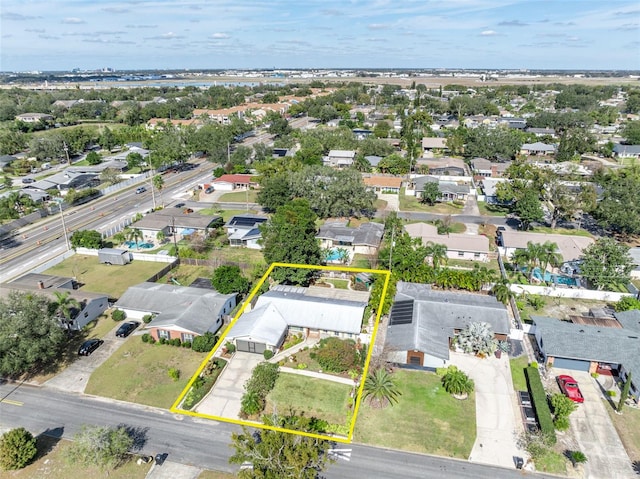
[389,300,414,325]
[231,216,266,227]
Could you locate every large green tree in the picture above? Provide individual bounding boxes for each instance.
[211,265,250,294]
[0,428,37,470]
[594,169,640,236]
[622,121,640,145]
[0,292,67,376]
[513,189,544,230]
[464,125,523,161]
[64,425,135,471]
[260,199,323,285]
[70,229,103,249]
[229,414,334,479]
[580,238,633,290]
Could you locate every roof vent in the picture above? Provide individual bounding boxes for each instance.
[579,329,585,333]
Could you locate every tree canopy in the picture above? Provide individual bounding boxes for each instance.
[211,265,250,294]
[260,199,323,285]
[64,425,135,471]
[580,238,633,290]
[594,169,640,236]
[0,428,37,470]
[70,229,104,249]
[0,292,67,376]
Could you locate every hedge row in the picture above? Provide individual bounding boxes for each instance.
[525,366,556,445]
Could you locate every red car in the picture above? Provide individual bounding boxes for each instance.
[557,375,584,403]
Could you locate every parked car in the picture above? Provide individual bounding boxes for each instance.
[557,375,584,403]
[205,186,215,194]
[78,338,104,356]
[135,186,146,194]
[115,321,140,338]
[22,178,35,184]
[174,202,186,208]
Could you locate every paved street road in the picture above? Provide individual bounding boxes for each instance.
[0,383,557,479]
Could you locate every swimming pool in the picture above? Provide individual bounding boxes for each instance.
[325,248,349,262]
[124,241,154,249]
[522,267,578,286]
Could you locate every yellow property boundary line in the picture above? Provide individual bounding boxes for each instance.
[170,262,390,444]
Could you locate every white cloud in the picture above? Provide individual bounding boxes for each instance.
[368,23,389,30]
[62,17,85,24]
[211,32,230,39]
[480,29,497,35]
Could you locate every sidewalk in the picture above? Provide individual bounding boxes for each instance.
[145,461,202,479]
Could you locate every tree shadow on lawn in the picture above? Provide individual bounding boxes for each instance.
[35,427,65,460]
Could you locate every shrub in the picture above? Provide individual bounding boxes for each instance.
[225,342,236,354]
[182,341,192,348]
[170,338,181,347]
[314,337,359,373]
[192,332,218,353]
[168,368,180,381]
[141,333,151,343]
[550,393,577,419]
[607,390,616,397]
[245,362,279,397]
[159,338,167,345]
[0,427,37,470]
[441,366,474,396]
[525,367,556,445]
[263,350,274,360]
[142,314,153,324]
[297,363,308,370]
[568,450,587,466]
[554,415,570,431]
[111,309,126,321]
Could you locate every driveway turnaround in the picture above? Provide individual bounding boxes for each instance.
[450,352,528,470]
[196,352,264,419]
[555,369,635,479]
[145,461,201,479]
[43,324,130,393]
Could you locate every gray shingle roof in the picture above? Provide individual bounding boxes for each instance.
[316,222,384,248]
[115,282,236,335]
[532,314,640,382]
[385,282,510,360]
[227,302,288,346]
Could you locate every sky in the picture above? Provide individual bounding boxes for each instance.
[0,0,639,72]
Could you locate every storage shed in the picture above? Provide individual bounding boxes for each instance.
[98,248,131,265]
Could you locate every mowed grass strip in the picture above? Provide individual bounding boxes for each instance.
[265,372,352,425]
[44,255,170,298]
[608,405,640,464]
[509,355,530,392]
[354,370,476,458]
[6,436,151,479]
[218,190,258,203]
[85,338,206,408]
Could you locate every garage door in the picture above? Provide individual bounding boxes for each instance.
[236,340,266,354]
[553,357,591,372]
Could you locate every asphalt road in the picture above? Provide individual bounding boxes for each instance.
[0,383,556,479]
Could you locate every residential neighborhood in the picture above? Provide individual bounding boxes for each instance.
[1,70,640,479]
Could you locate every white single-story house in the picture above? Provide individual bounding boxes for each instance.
[226,285,369,354]
[132,211,222,243]
[363,176,402,193]
[211,174,257,191]
[115,282,237,343]
[385,282,510,368]
[0,273,109,330]
[421,137,448,155]
[499,230,594,264]
[481,177,510,204]
[323,150,356,168]
[471,158,512,178]
[15,112,54,123]
[412,175,472,202]
[613,144,640,160]
[404,223,490,262]
[225,214,268,249]
[520,142,556,156]
[316,221,384,261]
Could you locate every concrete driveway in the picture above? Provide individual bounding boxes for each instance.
[555,369,634,479]
[43,325,131,393]
[145,461,201,479]
[196,352,263,419]
[449,352,528,470]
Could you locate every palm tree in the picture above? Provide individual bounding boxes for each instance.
[112,232,126,246]
[53,291,81,331]
[521,241,544,282]
[511,249,531,271]
[539,241,562,273]
[441,366,474,399]
[425,242,448,269]
[126,228,143,249]
[156,230,166,244]
[471,264,497,290]
[153,174,164,207]
[492,278,514,305]
[240,390,263,416]
[363,368,402,408]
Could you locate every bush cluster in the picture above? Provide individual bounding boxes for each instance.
[192,332,219,353]
[141,333,192,348]
[168,368,180,381]
[142,314,153,324]
[310,337,360,373]
[111,309,126,321]
[263,349,274,360]
[240,362,279,417]
[182,358,227,410]
[525,367,556,445]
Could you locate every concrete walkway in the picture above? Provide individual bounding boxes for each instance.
[145,461,202,479]
[449,352,528,470]
[269,338,318,364]
[43,323,130,393]
[195,352,263,419]
[556,369,635,479]
[278,366,356,385]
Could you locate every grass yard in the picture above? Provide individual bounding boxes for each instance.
[514,295,612,322]
[44,255,170,298]
[375,198,388,210]
[607,404,640,464]
[218,190,258,203]
[445,258,500,272]
[351,253,372,269]
[354,370,476,458]
[5,436,151,479]
[509,355,530,392]
[529,226,594,238]
[157,264,213,286]
[322,278,350,289]
[85,338,207,408]
[198,471,237,479]
[399,192,463,214]
[265,372,353,426]
[477,201,509,217]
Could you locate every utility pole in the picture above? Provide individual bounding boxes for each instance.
[59,203,70,251]
[172,216,179,258]
[63,141,71,165]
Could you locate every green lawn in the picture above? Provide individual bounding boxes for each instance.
[44,255,171,298]
[477,201,509,217]
[399,192,463,214]
[85,338,208,408]
[265,372,353,426]
[351,253,372,269]
[6,436,151,479]
[529,226,594,238]
[218,190,258,203]
[323,279,349,289]
[445,258,500,272]
[608,404,640,464]
[509,355,530,392]
[354,370,476,458]
[157,264,213,286]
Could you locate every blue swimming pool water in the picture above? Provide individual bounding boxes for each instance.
[326,249,342,261]
[124,241,153,249]
[521,267,578,286]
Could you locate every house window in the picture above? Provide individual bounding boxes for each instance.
[158,329,170,340]
[458,251,465,257]
[474,253,481,259]
[182,333,194,343]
